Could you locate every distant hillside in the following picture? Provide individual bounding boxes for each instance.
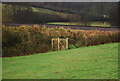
[32,7,73,17]
[2,3,75,24]
[4,2,118,15]
[2,2,118,26]
[29,2,118,15]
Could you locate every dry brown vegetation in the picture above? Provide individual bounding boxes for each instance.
[2,25,120,57]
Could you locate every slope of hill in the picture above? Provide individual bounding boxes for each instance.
[32,7,73,18]
[2,3,74,23]
[3,43,118,79]
[2,2,118,26]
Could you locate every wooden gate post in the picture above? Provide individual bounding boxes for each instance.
[66,38,69,49]
[51,39,53,49]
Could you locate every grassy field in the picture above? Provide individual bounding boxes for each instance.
[32,7,72,17]
[47,22,111,27]
[3,43,118,79]
[31,8,111,27]
[90,22,111,27]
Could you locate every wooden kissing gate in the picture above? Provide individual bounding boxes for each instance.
[51,37,69,50]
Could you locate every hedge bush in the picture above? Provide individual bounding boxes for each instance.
[2,25,120,57]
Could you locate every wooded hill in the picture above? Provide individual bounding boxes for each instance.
[2,2,119,27]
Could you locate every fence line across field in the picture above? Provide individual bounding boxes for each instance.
[51,37,69,50]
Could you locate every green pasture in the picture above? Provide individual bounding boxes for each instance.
[90,22,111,27]
[47,22,111,27]
[32,7,56,14]
[32,7,71,16]
[31,7,111,27]
[3,43,118,79]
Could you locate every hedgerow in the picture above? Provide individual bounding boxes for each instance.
[2,25,120,57]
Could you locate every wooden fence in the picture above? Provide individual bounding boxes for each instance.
[51,37,69,50]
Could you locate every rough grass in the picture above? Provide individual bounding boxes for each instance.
[90,21,111,27]
[32,7,72,17]
[2,43,118,79]
[47,22,111,27]
[47,22,82,25]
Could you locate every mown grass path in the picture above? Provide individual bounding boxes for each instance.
[3,43,118,79]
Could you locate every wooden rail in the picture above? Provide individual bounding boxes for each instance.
[52,37,69,50]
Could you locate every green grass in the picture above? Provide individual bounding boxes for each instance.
[32,7,72,16]
[47,22,111,27]
[32,7,111,27]
[32,7,56,14]
[90,21,111,27]
[3,43,118,79]
[47,22,84,26]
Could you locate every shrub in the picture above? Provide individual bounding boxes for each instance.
[2,25,120,57]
